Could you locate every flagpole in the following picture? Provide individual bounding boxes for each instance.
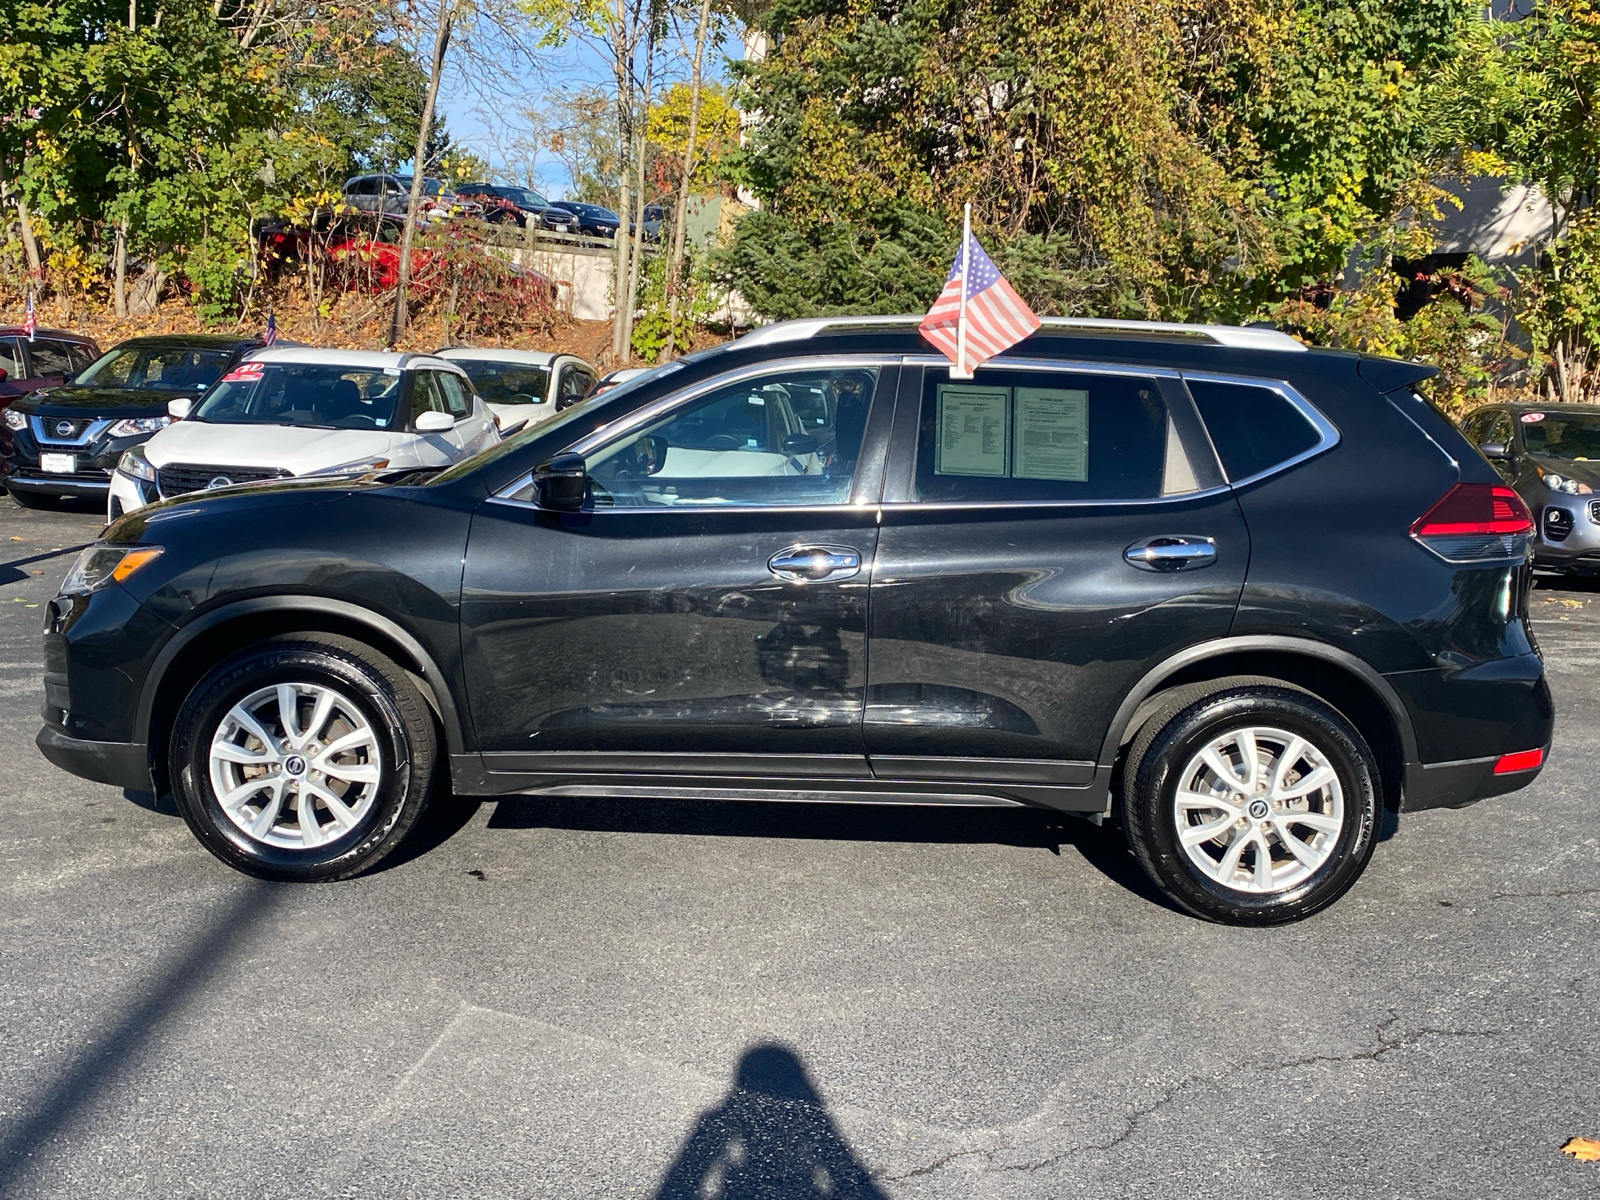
[955,202,971,378]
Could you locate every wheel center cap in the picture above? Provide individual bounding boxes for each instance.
[1247,798,1271,821]
[283,755,308,778]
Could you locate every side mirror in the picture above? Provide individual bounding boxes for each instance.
[415,410,456,433]
[782,433,819,457]
[634,434,669,476]
[168,397,192,419]
[1478,441,1509,460]
[535,451,588,511]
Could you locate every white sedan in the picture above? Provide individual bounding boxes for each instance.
[432,347,597,433]
[108,347,499,520]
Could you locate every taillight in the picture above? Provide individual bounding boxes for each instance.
[1410,483,1532,562]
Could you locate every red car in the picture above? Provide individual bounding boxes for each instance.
[0,328,101,406]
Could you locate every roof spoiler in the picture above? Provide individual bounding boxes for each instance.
[1357,356,1439,394]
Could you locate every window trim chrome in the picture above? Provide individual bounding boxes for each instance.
[1177,369,1340,487]
[491,354,899,510]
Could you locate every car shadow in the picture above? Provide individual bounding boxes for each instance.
[485,793,1177,912]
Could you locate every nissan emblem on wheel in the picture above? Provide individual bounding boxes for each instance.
[36,316,1552,924]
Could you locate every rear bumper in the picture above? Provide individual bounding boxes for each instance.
[1403,748,1548,811]
[36,725,152,792]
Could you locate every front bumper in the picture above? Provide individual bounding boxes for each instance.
[36,725,152,792]
[1534,497,1600,565]
[109,469,156,516]
[7,471,111,497]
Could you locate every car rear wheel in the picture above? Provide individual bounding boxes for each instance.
[169,634,437,881]
[1121,679,1379,925]
[10,489,59,509]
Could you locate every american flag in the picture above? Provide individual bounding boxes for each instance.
[23,292,36,342]
[263,308,277,345]
[919,219,1039,376]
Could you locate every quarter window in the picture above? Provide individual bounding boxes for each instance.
[1188,379,1320,482]
[913,368,1190,502]
[0,338,22,379]
[583,366,878,508]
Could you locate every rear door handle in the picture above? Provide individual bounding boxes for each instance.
[1124,536,1217,572]
[768,545,862,583]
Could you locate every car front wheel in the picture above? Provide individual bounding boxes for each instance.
[169,634,437,881]
[1122,679,1379,925]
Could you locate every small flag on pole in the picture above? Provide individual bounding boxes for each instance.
[23,292,37,342]
[263,308,277,345]
[919,204,1040,378]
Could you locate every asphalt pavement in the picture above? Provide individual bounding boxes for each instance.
[0,497,1596,1199]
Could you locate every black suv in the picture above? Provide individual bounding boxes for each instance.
[3,334,270,510]
[36,318,1551,923]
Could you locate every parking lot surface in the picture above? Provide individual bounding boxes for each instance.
[1,498,1596,1199]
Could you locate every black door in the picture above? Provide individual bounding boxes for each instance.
[460,360,893,779]
[864,360,1250,803]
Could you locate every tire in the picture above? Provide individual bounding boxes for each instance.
[169,633,437,881]
[1121,678,1379,925]
[10,489,58,509]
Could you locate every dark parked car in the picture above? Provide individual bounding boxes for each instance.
[1460,402,1600,574]
[339,174,478,221]
[561,201,622,240]
[2,335,272,509]
[452,183,578,233]
[37,316,1550,924]
[0,328,101,407]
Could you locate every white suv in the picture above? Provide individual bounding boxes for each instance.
[432,347,596,433]
[108,348,498,519]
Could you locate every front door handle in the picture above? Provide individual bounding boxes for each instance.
[1124,536,1217,572]
[768,545,862,583]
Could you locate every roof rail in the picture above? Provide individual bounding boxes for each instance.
[736,314,1307,353]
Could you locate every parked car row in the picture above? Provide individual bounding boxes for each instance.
[334,176,655,244]
[31,314,1551,925]
[0,331,609,521]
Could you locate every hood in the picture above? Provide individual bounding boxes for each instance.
[18,385,196,418]
[1530,454,1600,487]
[144,420,397,474]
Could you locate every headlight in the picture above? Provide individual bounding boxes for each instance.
[117,446,158,483]
[2,409,25,431]
[107,416,170,439]
[60,545,163,595]
[1540,471,1593,495]
[301,456,391,478]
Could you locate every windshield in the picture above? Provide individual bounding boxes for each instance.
[76,345,233,391]
[428,360,685,487]
[502,188,548,207]
[192,362,404,429]
[1522,413,1600,462]
[454,362,550,404]
[397,177,445,197]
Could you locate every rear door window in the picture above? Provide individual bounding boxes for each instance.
[436,371,472,418]
[913,367,1193,502]
[0,337,22,380]
[26,340,77,378]
[1187,379,1321,482]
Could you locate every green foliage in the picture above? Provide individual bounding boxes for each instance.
[721,0,1479,322]
[1516,213,1600,402]
[1265,255,1513,413]
[631,244,716,358]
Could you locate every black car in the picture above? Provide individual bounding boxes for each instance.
[453,183,578,233]
[37,317,1551,924]
[561,201,622,240]
[1459,402,1600,574]
[2,335,271,509]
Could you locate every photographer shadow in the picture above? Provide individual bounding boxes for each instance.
[654,1044,886,1200]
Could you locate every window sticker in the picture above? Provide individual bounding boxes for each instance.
[220,362,265,383]
[935,384,1010,477]
[1013,387,1089,481]
[1522,412,1545,423]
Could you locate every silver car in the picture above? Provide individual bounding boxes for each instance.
[1461,402,1600,572]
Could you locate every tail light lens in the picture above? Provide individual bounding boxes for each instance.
[1410,483,1532,562]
